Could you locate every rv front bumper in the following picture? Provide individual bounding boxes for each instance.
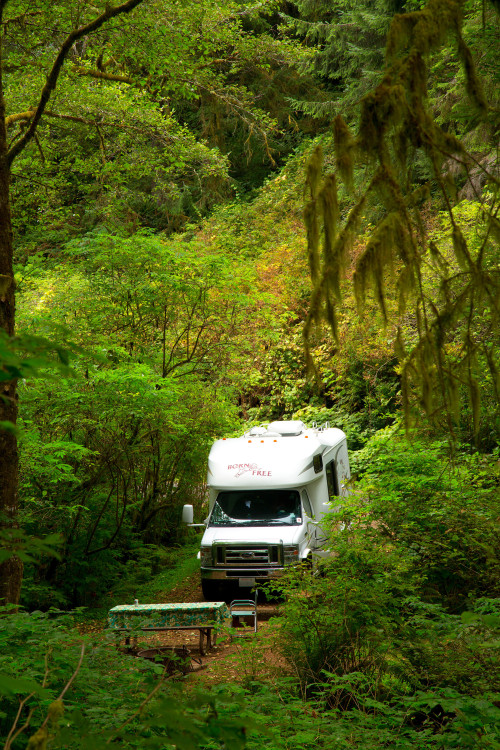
[201,567,285,583]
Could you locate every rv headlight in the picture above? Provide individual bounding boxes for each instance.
[200,546,212,566]
[283,544,299,565]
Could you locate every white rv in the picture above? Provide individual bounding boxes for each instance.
[183,420,350,600]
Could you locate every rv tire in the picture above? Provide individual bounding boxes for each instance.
[201,579,221,601]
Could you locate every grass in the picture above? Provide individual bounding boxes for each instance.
[136,539,202,601]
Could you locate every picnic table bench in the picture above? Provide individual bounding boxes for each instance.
[108,602,231,655]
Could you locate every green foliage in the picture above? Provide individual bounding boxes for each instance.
[237,603,500,748]
[0,529,62,567]
[239,304,399,444]
[268,537,414,698]
[350,429,500,607]
[3,0,310,253]
[261,429,499,748]
[242,322,317,421]
[285,0,404,115]
[2,1,499,746]
[0,329,73,383]
[132,540,202,603]
[231,679,441,749]
[0,607,252,749]
[18,230,252,380]
[17,364,235,608]
[243,340,399,447]
[399,597,500,696]
[12,228,250,608]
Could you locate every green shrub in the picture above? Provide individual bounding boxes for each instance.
[349,430,500,609]
[267,538,416,703]
[0,607,250,749]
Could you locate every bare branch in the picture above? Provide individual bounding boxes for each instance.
[84,484,114,555]
[85,465,129,557]
[4,645,55,750]
[33,133,45,164]
[3,695,35,750]
[55,643,85,703]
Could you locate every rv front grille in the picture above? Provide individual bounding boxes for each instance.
[213,544,281,567]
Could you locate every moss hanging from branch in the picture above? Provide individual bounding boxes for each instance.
[303,0,499,439]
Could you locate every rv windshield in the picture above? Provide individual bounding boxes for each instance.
[209,490,302,527]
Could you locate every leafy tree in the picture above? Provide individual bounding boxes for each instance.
[5,0,307,252]
[19,232,247,377]
[0,0,146,605]
[14,229,245,606]
[17,367,236,608]
[349,428,500,607]
[1,0,303,605]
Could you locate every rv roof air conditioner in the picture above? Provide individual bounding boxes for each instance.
[267,421,307,437]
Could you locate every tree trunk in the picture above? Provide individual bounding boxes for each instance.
[0,29,22,605]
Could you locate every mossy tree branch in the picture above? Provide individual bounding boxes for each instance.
[303,0,499,438]
[73,66,134,84]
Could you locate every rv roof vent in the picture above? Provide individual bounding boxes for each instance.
[246,426,268,437]
[267,420,307,437]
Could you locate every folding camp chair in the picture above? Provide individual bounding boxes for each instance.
[229,595,258,636]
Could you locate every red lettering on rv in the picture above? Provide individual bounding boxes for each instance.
[227,463,272,477]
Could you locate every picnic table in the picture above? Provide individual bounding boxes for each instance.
[108,602,231,655]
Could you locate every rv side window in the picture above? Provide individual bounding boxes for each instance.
[326,461,339,499]
[301,489,314,518]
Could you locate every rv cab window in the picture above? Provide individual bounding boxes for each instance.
[209,490,302,527]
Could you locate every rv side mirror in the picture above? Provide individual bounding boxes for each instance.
[182,504,194,524]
